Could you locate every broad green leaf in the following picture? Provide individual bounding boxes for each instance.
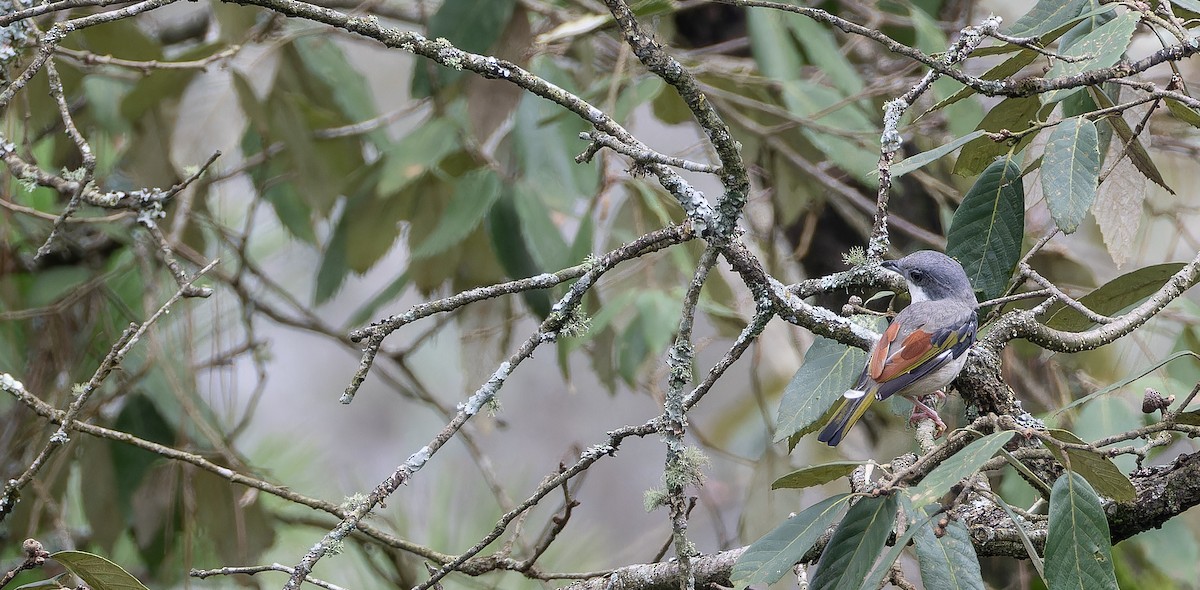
[1060,87,1114,166]
[747,10,803,81]
[293,36,388,150]
[512,59,599,200]
[772,461,867,490]
[1041,12,1139,104]
[487,190,551,318]
[1088,87,1173,194]
[1007,0,1089,37]
[1044,263,1186,331]
[914,507,986,590]
[810,494,899,590]
[891,130,986,178]
[513,182,570,271]
[908,432,1014,508]
[1043,430,1135,502]
[780,79,879,180]
[51,551,150,590]
[1058,0,1113,51]
[411,0,517,97]
[613,76,664,124]
[315,164,387,303]
[787,16,863,97]
[731,494,853,587]
[378,117,461,197]
[1166,99,1200,128]
[1176,409,1200,425]
[412,169,503,258]
[946,156,1025,301]
[14,576,69,590]
[1042,117,1100,234]
[775,337,868,442]
[953,96,1044,177]
[859,497,935,590]
[1045,472,1118,590]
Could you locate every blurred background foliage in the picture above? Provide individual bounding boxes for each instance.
[3,0,1200,588]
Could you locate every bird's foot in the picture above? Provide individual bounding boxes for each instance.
[908,395,947,438]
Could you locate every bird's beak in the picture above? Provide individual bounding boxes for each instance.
[881,260,900,273]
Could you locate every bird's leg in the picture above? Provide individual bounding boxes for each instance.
[908,394,947,437]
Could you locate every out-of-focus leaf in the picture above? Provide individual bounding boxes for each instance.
[1045,472,1118,590]
[1041,12,1138,104]
[1089,87,1172,194]
[294,36,388,150]
[51,552,150,590]
[315,164,386,303]
[732,494,852,587]
[1091,157,1145,267]
[513,181,570,271]
[946,156,1025,301]
[775,337,868,442]
[1007,0,1088,37]
[772,461,867,490]
[1052,351,1200,418]
[378,117,461,197]
[347,272,410,328]
[786,16,863,97]
[1166,99,1200,128]
[613,76,665,124]
[1042,117,1100,234]
[81,441,122,553]
[780,79,878,180]
[891,130,986,178]
[914,505,985,590]
[488,188,551,317]
[513,58,599,202]
[1043,429,1135,502]
[411,0,517,97]
[240,127,317,244]
[908,432,1014,508]
[1044,263,1185,330]
[747,10,803,81]
[14,576,69,590]
[412,169,503,259]
[651,84,693,125]
[810,494,898,590]
[110,394,174,518]
[953,96,1044,177]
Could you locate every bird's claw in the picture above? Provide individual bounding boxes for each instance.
[909,394,947,438]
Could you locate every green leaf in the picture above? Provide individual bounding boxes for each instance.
[1007,0,1089,37]
[487,189,551,318]
[1166,99,1200,128]
[786,15,863,97]
[14,576,69,590]
[1042,117,1100,234]
[293,36,388,150]
[953,96,1044,177]
[1058,1,1113,51]
[747,10,803,81]
[378,117,461,197]
[780,79,879,180]
[513,182,570,272]
[51,551,150,590]
[411,0,518,97]
[411,169,503,259]
[1041,12,1139,104]
[315,164,388,303]
[858,499,935,590]
[731,494,853,587]
[908,432,1015,508]
[1176,409,1200,425]
[810,494,899,590]
[772,461,867,490]
[914,507,986,590]
[1044,263,1186,331]
[891,130,986,178]
[946,156,1025,302]
[775,337,868,442]
[347,271,410,328]
[1045,472,1118,590]
[1089,87,1173,194]
[1043,430,1135,502]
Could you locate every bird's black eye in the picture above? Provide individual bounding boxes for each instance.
[908,269,925,283]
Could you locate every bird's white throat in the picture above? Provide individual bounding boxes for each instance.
[908,283,931,303]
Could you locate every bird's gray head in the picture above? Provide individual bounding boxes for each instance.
[882,250,976,305]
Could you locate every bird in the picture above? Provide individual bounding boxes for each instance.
[817,250,978,447]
